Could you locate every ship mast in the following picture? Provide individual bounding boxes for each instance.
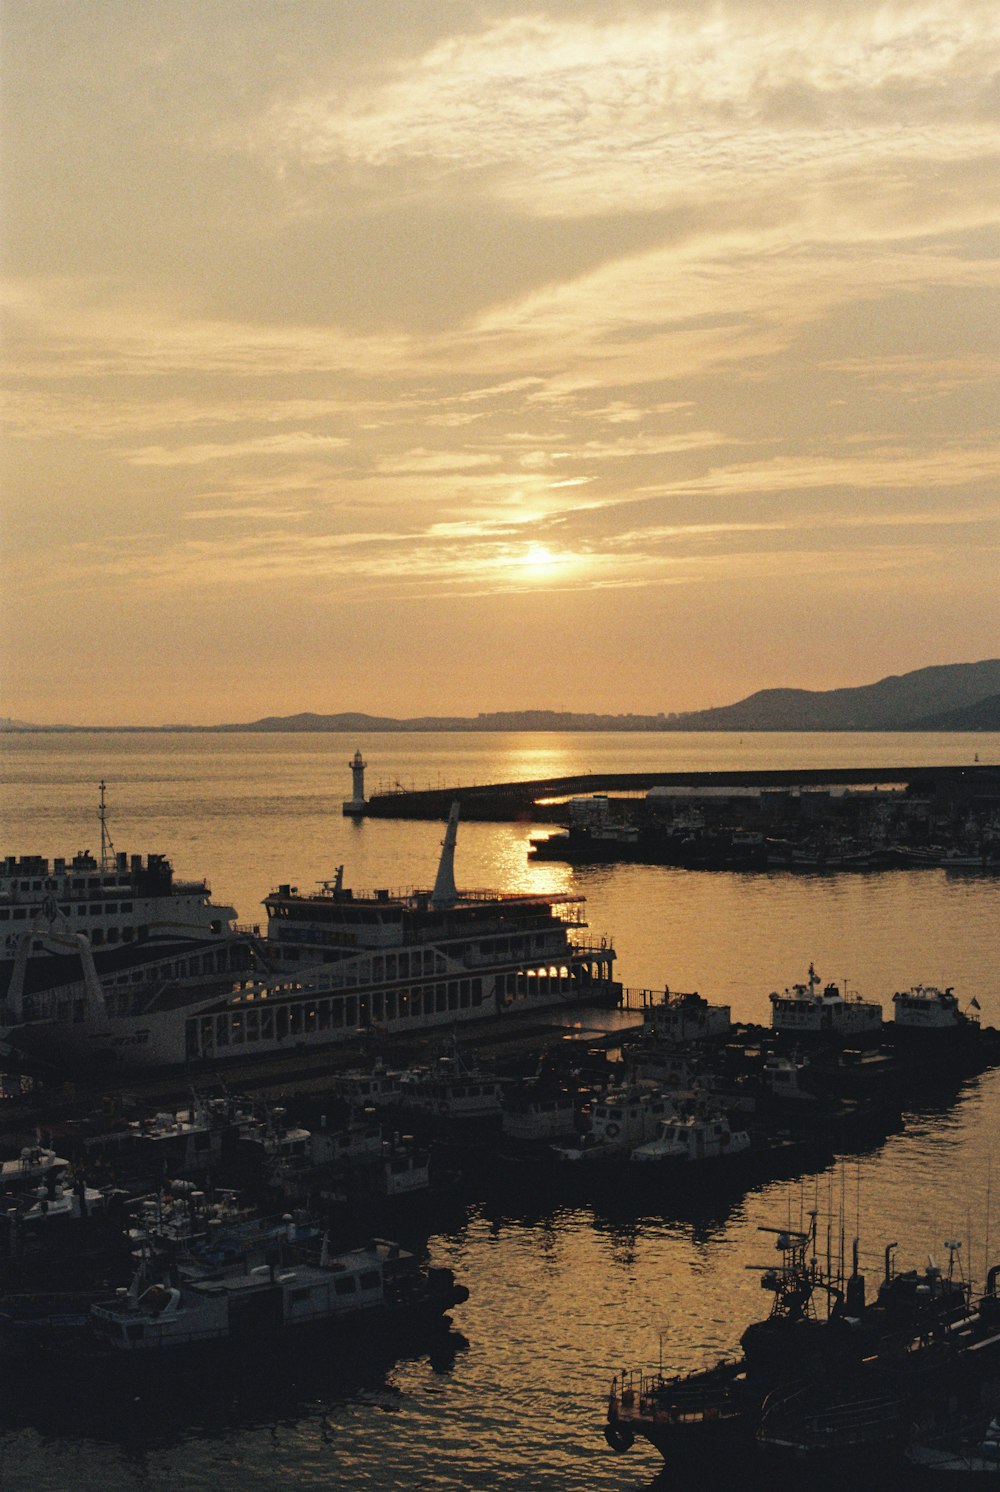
[430,801,461,908]
[98,779,116,871]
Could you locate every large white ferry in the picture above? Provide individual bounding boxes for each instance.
[2,801,617,1073]
[0,784,257,1069]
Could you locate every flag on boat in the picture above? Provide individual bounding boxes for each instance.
[970,997,982,1010]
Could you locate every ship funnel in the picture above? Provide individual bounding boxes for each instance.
[431,802,461,909]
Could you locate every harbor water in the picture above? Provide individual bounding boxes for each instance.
[0,730,998,1491]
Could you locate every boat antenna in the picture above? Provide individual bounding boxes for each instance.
[430,801,461,909]
[98,780,116,871]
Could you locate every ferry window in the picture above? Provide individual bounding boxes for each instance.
[360,1271,379,1290]
[13,909,27,920]
[290,1288,311,1303]
[118,899,131,912]
[334,1276,357,1296]
[105,903,117,913]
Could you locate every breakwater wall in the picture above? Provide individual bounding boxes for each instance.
[356,764,998,821]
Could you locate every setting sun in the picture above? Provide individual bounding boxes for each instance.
[520,543,563,579]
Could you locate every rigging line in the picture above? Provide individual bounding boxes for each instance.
[986,1154,993,1288]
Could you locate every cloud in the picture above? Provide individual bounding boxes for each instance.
[127,432,351,466]
[254,6,1000,219]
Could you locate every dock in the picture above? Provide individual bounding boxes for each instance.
[357,764,998,820]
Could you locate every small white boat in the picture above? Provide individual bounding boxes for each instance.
[551,1084,674,1163]
[769,964,882,1040]
[630,1111,751,1166]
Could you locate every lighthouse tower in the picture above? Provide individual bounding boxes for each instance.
[342,749,368,816]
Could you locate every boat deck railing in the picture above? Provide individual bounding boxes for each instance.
[609,1362,744,1423]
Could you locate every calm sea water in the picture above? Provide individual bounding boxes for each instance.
[0,731,998,1492]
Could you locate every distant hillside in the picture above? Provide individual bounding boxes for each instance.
[671,660,1000,731]
[906,692,1000,731]
[4,660,999,732]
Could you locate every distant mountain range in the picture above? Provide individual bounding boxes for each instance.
[3,659,999,733]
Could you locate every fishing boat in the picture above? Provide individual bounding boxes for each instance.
[769,964,883,1042]
[629,1109,752,1166]
[0,1235,468,1371]
[891,985,982,1038]
[603,1222,999,1469]
[395,1048,508,1122]
[551,1082,675,1163]
[638,987,732,1044]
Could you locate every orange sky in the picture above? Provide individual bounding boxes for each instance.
[2,1,998,725]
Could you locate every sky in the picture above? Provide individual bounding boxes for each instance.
[1,0,998,725]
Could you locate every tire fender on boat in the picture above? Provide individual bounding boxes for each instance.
[605,1124,620,1139]
[604,1423,635,1453]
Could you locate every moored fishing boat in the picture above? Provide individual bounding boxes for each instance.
[603,1223,1000,1470]
[769,964,882,1042]
[551,1082,674,1163]
[0,1234,469,1374]
[629,1109,752,1166]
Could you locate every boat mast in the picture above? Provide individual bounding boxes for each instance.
[98,779,116,871]
[431,802,461,908]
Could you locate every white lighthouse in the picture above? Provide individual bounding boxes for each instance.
[342,749,368,816]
